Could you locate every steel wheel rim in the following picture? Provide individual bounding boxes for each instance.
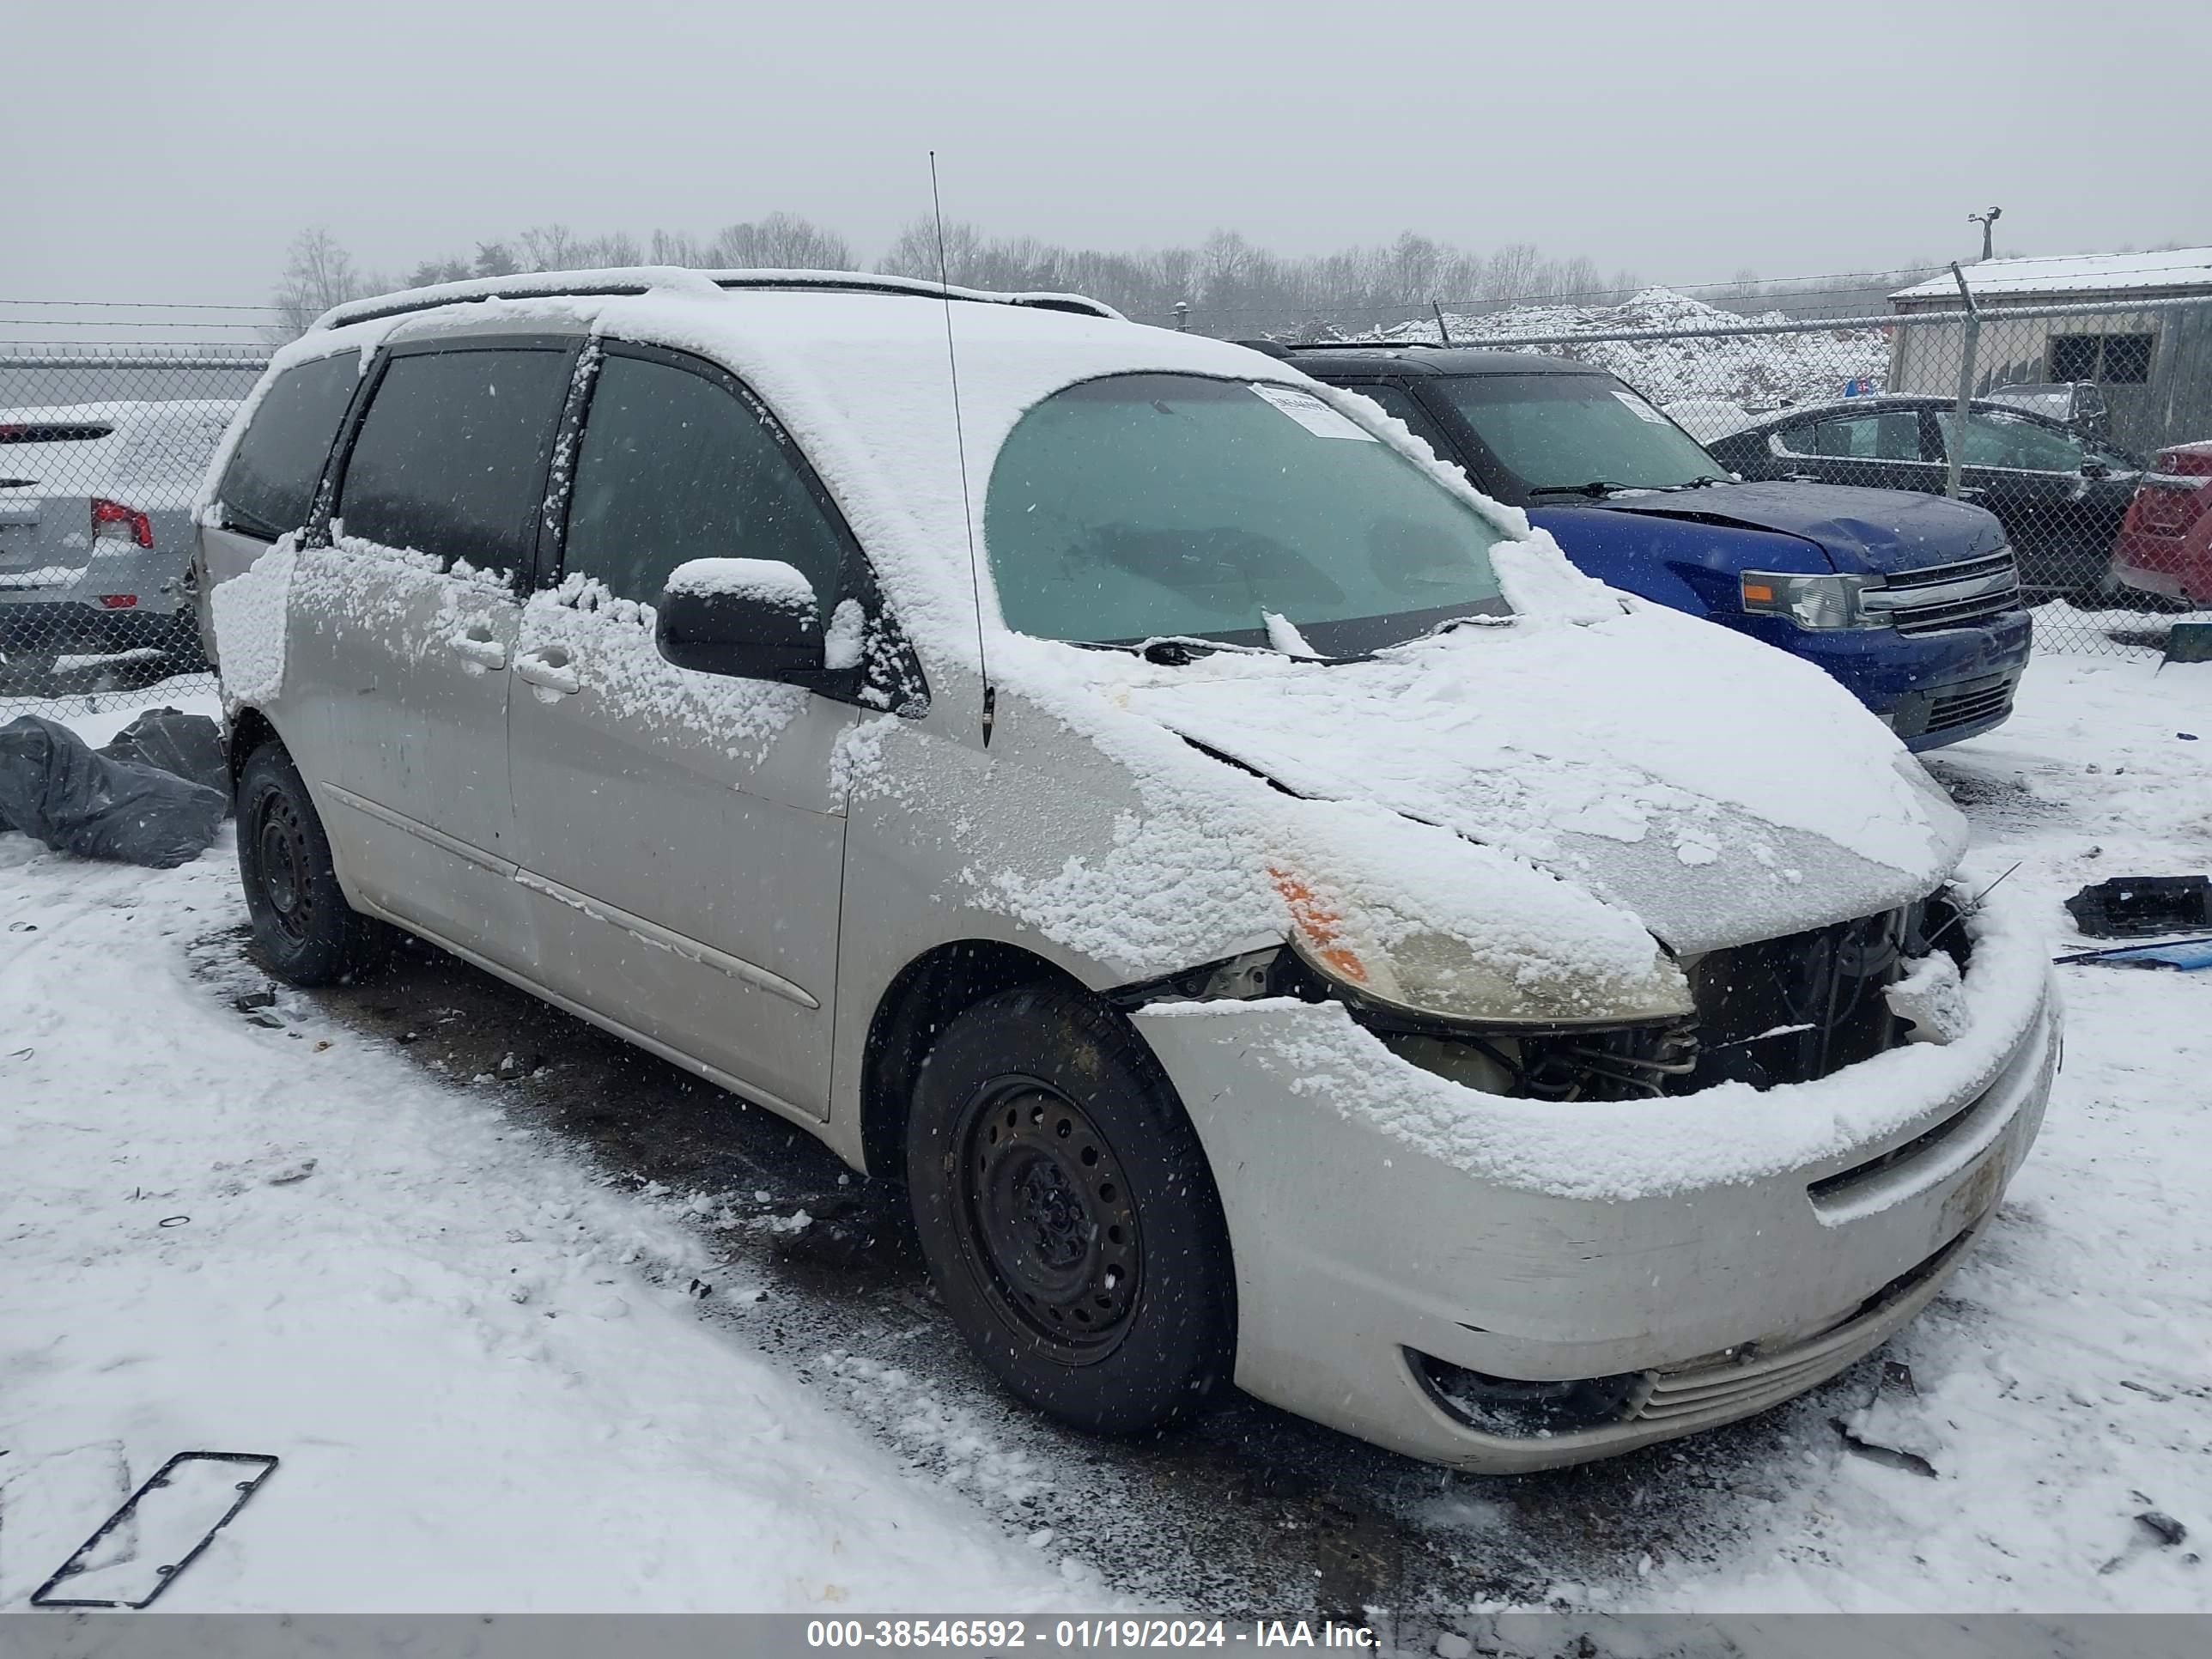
[952,1074,1142,1361]
[253,791,314,942]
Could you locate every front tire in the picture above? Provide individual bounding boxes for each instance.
[907,985,1236,1435]
[236,741,391,985]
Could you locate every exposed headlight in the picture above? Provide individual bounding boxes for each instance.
[1273,870,1694,1029]
[1740,571,1891,629]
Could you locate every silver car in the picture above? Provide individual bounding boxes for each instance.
[196,269,2057,1471]
[1,399,235,682]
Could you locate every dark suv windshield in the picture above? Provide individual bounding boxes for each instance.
[1433,373,1721,493]
[985,373,1510,655]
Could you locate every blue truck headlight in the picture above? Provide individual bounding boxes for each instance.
[1740,571,1891,630]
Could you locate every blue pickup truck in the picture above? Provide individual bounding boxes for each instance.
[1272,343,2032,750]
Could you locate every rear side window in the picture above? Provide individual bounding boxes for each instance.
[1781,410,1924,461]
[337,348,569,572]
[561,352,849,605]
[221,352,360,538]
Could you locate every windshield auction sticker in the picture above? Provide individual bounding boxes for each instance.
[1249,383,1377,441]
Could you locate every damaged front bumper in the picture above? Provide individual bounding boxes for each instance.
[1131,890,2058,1472]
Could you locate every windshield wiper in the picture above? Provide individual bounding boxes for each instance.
[1072,635,1271,665]
[1651,475,1730,492]
[1528,481,1633,498]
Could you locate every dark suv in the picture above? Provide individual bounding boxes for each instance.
[1273,345,2033,750]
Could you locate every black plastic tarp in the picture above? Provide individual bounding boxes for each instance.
[0,716,228,868]
[98,707,229,801]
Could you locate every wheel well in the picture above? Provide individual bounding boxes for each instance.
[227,707,280,788]
[860,940,1089,1182]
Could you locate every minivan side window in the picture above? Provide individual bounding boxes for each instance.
[561,352,849,607]
[337,347,570,573]
[219,350,361,539]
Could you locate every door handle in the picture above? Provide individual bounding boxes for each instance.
[514,647,580,697]
[450,627,507,672]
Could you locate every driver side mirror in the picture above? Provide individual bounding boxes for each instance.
[655,557,856,694]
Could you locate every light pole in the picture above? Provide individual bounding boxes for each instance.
[1968,206,2002,263]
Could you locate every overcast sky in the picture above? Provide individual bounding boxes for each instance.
[9,0,2208,310]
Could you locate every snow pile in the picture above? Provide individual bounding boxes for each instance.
[1360,288,1890,411]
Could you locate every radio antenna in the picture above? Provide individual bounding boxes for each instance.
[931,150,994,747]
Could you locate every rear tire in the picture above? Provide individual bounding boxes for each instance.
[907,985,1236,1434]
[236,741,391,985]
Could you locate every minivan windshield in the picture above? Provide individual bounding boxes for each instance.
[1432,373,1722,494]
[985,374,1510,656]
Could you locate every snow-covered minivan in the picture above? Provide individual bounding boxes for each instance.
[195,268,2057,1471]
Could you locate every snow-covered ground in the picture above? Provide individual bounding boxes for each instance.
[0,701,1076,1612]
[3,653,2209,1618]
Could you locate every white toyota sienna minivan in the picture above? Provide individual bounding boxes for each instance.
[193,266,2057,1470]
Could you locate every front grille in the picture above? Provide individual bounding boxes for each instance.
[1926,675,2017,735]
[1892,591,2022,635]
[1883,550,2024,636]
[1634,1231,1971,1424]
[1806,1095,1981,1203]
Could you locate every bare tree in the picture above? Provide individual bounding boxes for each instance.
[517,223,583,270]
[270,227,380,340]
[714,212,855,270]
[879,215,987,283]
[648,228,710,267]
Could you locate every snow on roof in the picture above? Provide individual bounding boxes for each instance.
[1890,248,2212,302]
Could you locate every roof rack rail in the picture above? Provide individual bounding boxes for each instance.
[314,266,1122,332]
[1264,339,1445,351]
[707,270,1119,319]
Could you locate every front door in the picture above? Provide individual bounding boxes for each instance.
[296,340,574,969]
[505,344,860,1118]
[1765,407,1943,495]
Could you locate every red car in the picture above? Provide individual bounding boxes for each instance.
[2112,441,2212,605]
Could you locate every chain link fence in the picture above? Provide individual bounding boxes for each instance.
[6,294,2209,722]
[1268,289,2212,658]
[2,345,265,720]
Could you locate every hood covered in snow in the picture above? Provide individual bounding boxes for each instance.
[1589,481,2008,577]
[1109,602,1968,956]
